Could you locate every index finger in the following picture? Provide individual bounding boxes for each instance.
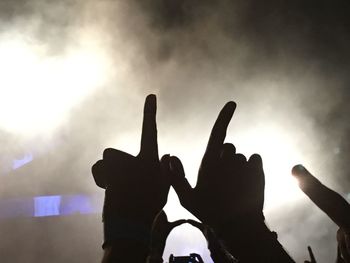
[139,94,159,160]
[292,165,350,229]
[203,101,236,161]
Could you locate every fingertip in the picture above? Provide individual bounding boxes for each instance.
[236,153,247,163]
[169,156,183,171]
[144,94,157,115]
[226,101,237,112]
[248,153,263,167]
[147,93,157,100]
[103,148,114,159]
[161,154,171,162]
[249,153,262,162]
[221,101,236,120]
[292,164,308,177]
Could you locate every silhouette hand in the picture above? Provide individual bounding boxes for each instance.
[92,94,170,226]
[292,165,350,262]
[169,101,265,229]
[148,211,186,258]
[187,219,238,263]
[167,102,294,262]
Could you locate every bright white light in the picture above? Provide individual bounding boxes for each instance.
[0,31,111,135]
[234,124,305,210]
[161,123,307,220]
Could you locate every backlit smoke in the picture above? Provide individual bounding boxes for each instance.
[0,0,349,262]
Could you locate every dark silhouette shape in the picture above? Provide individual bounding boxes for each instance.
[168,102,295,262]
[187,219,238,263]
[146,210,237,263]
[92,94,171,262]
[147,210,186,263]
[169,253,204,263]
[304,246,317,263]
[292,165,350,262]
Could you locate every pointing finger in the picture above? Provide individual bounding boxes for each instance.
[203,101,236,162]
[292,165,350,229]
[139,94,159,161]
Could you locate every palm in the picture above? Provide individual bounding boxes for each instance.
[92,95,170,223]
[170,102,265,228]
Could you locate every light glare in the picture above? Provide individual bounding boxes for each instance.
[0,32,110,135]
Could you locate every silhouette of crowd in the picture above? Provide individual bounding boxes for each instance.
[92,95,350,263]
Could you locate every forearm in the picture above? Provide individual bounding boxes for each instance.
[102,217,153,263]
[203,226,238,263]
[215,218,295,263]
[102,241,149,263]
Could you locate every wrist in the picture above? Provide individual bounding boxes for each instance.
[146,253,163,263]
[103,217,153,249]
[214,215,295,262]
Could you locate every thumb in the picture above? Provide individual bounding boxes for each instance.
[169,156,193,208]
[292,165,350,229]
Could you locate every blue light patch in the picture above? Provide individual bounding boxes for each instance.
[0,193,103,218]
[34,195,61,217]
[60,195,95,215]
[12,153,33,170]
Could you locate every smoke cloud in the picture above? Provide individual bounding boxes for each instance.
[0,0,349,262]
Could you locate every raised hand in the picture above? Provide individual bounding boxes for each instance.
[169,101,265,228]
[169,102,295,262]
[92,95,171,252]
[147,211,186,263]
[187,219,238,263]
[292,165,350,262]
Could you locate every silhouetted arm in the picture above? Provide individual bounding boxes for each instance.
[169,102,295,262]
[187,219,238,263]
[292,165,350,262]
[146,211,186,263]
[92,95,171,263]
